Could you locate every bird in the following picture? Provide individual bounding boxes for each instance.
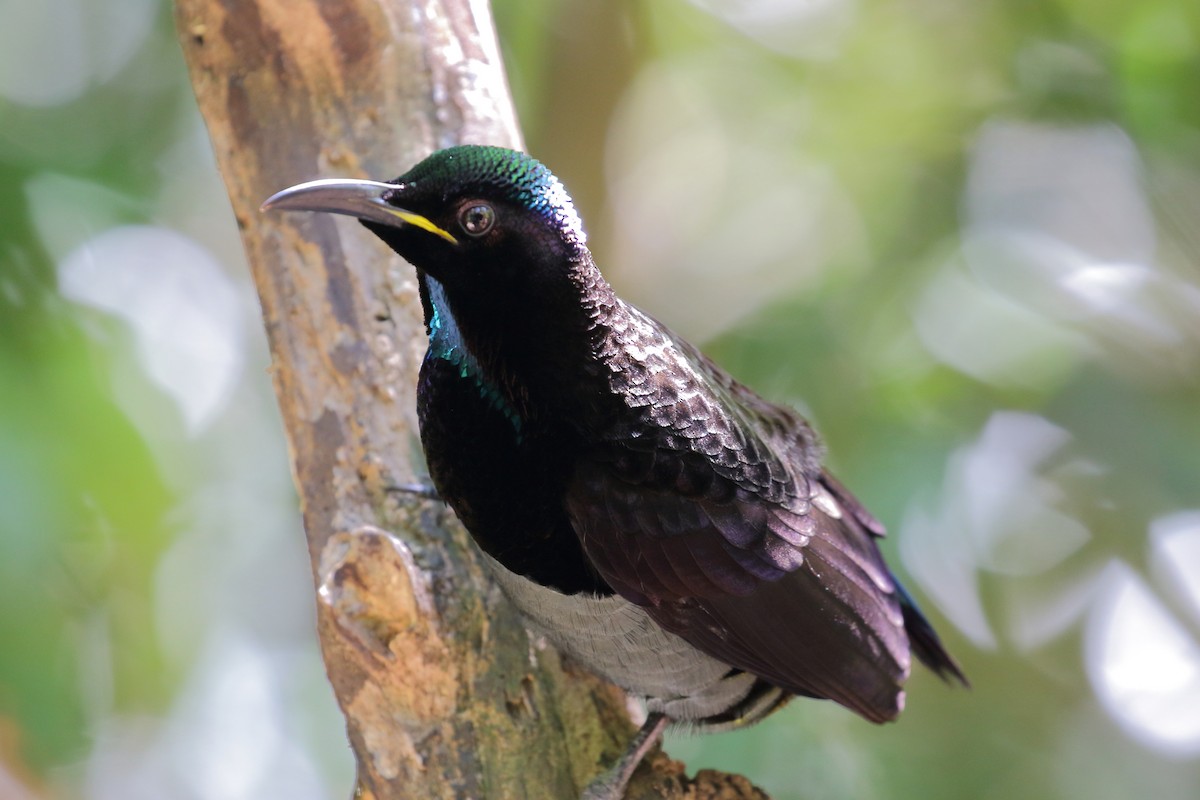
[263,145,966,799]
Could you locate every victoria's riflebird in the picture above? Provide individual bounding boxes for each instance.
[263,145,966,799]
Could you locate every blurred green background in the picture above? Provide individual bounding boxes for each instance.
[2,1,1199,798]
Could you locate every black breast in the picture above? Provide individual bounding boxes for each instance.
[416,353,611,596]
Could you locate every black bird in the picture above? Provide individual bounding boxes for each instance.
[263,145,966,798]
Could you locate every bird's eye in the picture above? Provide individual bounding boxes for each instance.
[458,203,495,237]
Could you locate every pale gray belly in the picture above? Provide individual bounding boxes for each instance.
[483,553,783,725]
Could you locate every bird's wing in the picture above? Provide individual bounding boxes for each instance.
[566,446,914,723]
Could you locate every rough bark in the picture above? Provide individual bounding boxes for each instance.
[173,1,768,797]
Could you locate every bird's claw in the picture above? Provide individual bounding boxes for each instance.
[579,712,669,800]
[386,481,442,502]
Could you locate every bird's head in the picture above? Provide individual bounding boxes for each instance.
[262,145,590,298]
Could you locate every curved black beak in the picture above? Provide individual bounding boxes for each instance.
[261,178,457,244]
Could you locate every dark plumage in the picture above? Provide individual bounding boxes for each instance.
[263,145,966,797]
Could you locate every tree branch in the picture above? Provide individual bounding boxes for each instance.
[173,1,767,797]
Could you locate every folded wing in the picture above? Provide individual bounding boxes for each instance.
[568,449,914,723]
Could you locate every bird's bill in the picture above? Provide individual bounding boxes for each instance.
[260,178,457,244]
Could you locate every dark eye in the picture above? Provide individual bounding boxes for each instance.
[458,203,495,237]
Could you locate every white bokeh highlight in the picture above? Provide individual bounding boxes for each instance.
[1086,561,1200,756]
[58,225,245,435]
[1151,512,1200,624]
[958,119,1200,376]
[912,250,1091,388]
[0,0,156,107]
[83,632,333,800]
[689,0,858,60]
[901,411,1092,649]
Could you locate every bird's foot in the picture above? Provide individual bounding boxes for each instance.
[580,712,669,800]
[386,481,442,502]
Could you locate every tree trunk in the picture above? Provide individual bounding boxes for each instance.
[173,2,768,797]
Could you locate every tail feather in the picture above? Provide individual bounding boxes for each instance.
[897,582,969,687]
